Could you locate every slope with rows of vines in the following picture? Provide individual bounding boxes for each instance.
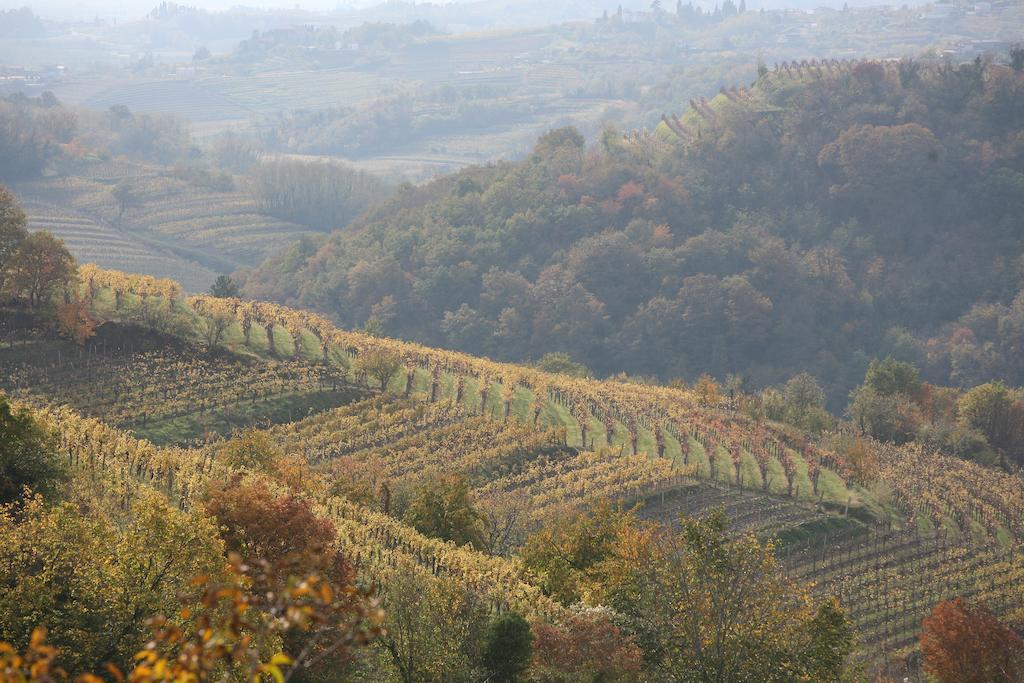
[6,264,1023,662]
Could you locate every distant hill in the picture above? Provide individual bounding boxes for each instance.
[244,58,1024,406]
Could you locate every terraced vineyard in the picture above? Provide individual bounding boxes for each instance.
[277,398,683,530]
[636,481,830,538]
[17,197,216,290]
[124,185,313,265]
[783,527,1024,655]
[199,69,398,115]
[11,161,321,291]
[0,322,362,445]
[5,267,1023,666]
[81,79,254,123]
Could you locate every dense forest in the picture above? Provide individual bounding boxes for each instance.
[243,57,1024,411]
[0,93,194,181]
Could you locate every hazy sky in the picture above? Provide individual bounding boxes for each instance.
[4,0,922,23]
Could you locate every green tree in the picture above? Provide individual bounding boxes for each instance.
[356,347,403,391]
[440,304,495,353]
[0,488,225,675]
[596,510,854,681]
[864,357,921,396]
[198,305,234,350]
[1010,45,1024,73]
[782,374,823,411]
[209,274,239,298]
[521,501,637,605]
[111,179,141,228]
[535,351,591,378]
[216,428,280,471]
[481,612,533,683]
[958,382,1013,453]
[124,295,192,337]
[781,372,832,432]
[377,565,489,683]
[404,474,482,548]
[363,315,385,337]
[847,385,919,444]
[0,394,65,505]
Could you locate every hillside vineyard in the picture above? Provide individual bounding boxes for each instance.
[2,8,1024,678]
[1,263,1022,680]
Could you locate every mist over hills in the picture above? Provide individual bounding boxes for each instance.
[3,0,932,26]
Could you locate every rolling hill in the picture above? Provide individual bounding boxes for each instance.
[242,57,1024,410]
[3,265,1022,675]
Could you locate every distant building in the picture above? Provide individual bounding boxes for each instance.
[0,65,64,96]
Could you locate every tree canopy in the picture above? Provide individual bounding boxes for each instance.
[243,60,1024,408]
[0,394,65,505]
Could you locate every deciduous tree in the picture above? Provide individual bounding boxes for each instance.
[0,488,224,674]
[481,611,532,683]
[0,184,27,297]
[377,564,489,683]
[55,294,97,345]
[958,382,1014,453]
[404,473,483,548]
[8,231,75,310]
[356,347,403,391]
[529,607,644,682]
[921,598,1024,683]
[596,510,854,681]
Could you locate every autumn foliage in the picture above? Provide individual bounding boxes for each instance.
[204,475,349,584]
[55,295,97,345]
[0,554,383,683]
[920,598,1024,683]
[530,608,644,682]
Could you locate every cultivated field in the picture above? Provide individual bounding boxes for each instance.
[12,159,316,290]
[6,270,1020,664]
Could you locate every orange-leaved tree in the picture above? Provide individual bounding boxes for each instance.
[921,598,1024,683]
[55,295,97,346]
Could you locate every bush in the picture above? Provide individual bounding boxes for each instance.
[481,611,532,682]
[0,394,65,504]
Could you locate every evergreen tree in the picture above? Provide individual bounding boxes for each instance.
[481,612,533,682]
[209,275,239,298]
